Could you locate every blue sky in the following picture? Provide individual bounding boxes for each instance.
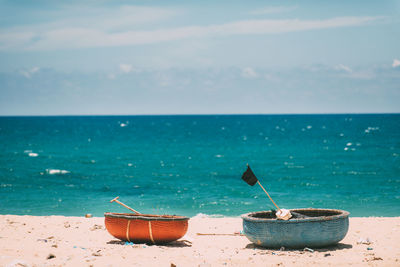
[0,0,399,115]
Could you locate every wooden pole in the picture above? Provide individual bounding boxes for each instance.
[257,181,281,211]
[110,196,140,214]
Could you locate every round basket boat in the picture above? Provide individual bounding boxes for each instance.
[104,212,189,244]
[242,208,349,248]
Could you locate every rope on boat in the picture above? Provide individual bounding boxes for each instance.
[148,221,155,244]
[126,220,131,242]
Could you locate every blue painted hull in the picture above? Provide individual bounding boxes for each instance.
[242,208,349,248]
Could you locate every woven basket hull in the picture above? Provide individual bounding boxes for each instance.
[242,208,349,248]
[104,212,189,244]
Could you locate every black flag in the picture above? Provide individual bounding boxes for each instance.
[241,165,258,186]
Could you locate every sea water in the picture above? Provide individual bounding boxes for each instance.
[0,114,399,217]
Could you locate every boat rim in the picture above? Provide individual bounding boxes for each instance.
[104,212,190,221]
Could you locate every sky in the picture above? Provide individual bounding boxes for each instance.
[0,0,399,115]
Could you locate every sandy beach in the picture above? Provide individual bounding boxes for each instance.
[0,215,399,267]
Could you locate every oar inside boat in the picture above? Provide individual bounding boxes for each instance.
[110,196,140,214]
[241,164,292,220]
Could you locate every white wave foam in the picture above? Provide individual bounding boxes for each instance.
[288,165,304,168]
[364,126,379,133]
[28,152,38,157]
[192,213,209,218]
[191,213,225,218]
[46,169,70,175]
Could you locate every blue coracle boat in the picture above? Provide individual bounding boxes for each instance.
[242,208,349,248]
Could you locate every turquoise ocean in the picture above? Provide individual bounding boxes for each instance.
[0,114,399,217]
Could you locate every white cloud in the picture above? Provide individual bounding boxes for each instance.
[119,64,133,73]
[333,64,378,79]
[20,67,40,78]
[31,67,40,73]
[392,59,400,68]
[335,64,352,73]
[0,16,381,51]
[218,16,379,35]
[242,67,258,78]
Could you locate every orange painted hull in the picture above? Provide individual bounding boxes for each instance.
[104,212,189,244]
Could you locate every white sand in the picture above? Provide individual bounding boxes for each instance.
[0,215,399,266]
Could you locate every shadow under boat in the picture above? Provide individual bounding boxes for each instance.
[245,242,353,252]
[106,239,192,247]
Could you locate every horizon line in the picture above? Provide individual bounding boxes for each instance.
[0,112,399,117]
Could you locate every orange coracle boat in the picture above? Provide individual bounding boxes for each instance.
[104,212,189,244]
